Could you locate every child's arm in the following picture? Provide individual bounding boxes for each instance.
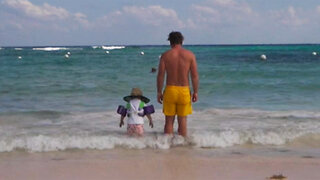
[146,114,153,128]
[119,115,125,127]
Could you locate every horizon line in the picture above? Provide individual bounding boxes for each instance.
[1,43,320,48]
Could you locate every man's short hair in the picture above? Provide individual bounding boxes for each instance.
[168,31,184,45]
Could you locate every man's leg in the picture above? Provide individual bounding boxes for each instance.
[177,116,187,137]
[164,116,175,135]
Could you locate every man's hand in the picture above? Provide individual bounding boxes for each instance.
[192,93,198,102]
[157,92,163,104]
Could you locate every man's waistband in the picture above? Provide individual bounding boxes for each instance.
[165,85,190,90]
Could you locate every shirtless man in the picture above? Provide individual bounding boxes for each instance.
[157,31,199,137]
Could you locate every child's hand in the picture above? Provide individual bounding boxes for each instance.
[149,121,154,128]
[119,120,124,127]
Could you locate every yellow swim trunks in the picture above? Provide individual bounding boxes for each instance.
[163,86,192,116]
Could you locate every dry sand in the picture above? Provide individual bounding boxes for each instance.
[0,148,320,180]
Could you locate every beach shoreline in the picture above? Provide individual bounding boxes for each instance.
[1,148,320,180]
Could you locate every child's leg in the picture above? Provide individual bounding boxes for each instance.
[127,124,135,136]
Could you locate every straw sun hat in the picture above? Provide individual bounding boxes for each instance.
[123,88,150,103]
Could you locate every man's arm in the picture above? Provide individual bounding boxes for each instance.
[190,54,199,102]
[157,56,165,104]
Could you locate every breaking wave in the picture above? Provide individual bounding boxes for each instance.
[32,47,68,51]
[101,46,125,50]
[1,131,320,152]
[1,108,320,152]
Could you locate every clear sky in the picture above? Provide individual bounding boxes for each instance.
[1,0,320,46]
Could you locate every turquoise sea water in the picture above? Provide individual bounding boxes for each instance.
[1,45,319,112]
[0,45,320,152]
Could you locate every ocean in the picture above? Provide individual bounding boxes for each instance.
[0,44,320,154]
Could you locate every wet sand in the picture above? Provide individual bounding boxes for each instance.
[0,148,320,180]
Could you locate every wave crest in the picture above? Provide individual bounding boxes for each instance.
[32,47,68,51]
[0,134,181,152]
[101,46,125,50]
[1,130,319,152]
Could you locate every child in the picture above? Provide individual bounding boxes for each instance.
[117,88,154,136]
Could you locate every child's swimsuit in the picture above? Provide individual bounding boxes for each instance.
[163,85,192,116]
[126,98,146,135]
[127,124,144,136]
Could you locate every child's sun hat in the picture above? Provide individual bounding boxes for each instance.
[123,88,150,103]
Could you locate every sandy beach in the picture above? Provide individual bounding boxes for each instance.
[1,148,319,180]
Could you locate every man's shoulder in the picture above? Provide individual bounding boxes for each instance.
[162,46,195,59]
[162,49,173,55]
[161,49,173,60]
[183,48,194,54]
[180,48,195,59]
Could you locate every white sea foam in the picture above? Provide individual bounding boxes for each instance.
[1,108,320,152]
[0,134,177,152]
[201,108,320,119]
[14,48,23,50]
[92,46,100,49]
[32,47,68,51]
[0,130,319,152]
[190,130,308,148]
[101,46,125,50]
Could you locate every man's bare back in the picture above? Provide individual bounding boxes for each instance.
[157,44,199,103]
[160,45,196,86]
